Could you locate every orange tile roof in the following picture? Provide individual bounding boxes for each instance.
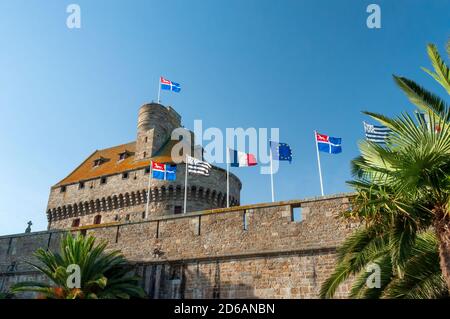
[55,139,182,187]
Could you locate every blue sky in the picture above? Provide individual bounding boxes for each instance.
[0,0,449,235]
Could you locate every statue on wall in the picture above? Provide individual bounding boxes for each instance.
[25,221,32,233]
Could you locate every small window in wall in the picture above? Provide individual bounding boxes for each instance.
[243,211,248,230]
[125,214,130,222]
[80,229,87,237]
[79,181,85,190]
[145,167,150,174]
[174,206,182,215]
[143,152,147,158]
[122,172,129,179]
[72,218,80,228]
[60,186,66,193]
[142,211,146,219]
[291,207,302,222]
[144,137,148,143]
[100,177,107,185]
[93,215,102,225]
[114,215,119,221]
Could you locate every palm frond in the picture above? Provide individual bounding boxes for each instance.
[421,44,450,95]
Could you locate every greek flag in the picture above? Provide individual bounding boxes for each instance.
[363,122,390,143]
[187,155,211,176]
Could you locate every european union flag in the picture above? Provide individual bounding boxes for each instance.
[270,141,293,163]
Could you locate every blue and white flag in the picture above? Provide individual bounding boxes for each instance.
[363,122,390,143]
[160,76,181,93]
[270,141,293,163]
[316,132,342,154]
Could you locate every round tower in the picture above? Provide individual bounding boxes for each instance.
[136,103,182,160]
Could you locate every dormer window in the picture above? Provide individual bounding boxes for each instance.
[118,151,130,161]
[93,157,105,167]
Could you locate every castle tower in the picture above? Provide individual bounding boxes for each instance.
[45,102,242,230]
[136,103,182,160]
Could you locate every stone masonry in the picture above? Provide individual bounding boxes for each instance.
[0,194,357,299]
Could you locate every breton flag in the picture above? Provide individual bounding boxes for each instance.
[160,76,181,93]
[228,149,258,167]
[315,132,342,154]
[363,122,390,143]
[152,161,177,181]
[187,155,212,176]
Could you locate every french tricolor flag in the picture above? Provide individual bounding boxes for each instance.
[229,148,257,167]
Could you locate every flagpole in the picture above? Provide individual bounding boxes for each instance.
[314,131,324,196]
[226,147,230,208]
[145,162,152,218]
[269,147,275,202]
[157,77,161,104]
[184,155,188,214]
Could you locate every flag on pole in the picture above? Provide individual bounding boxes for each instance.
[316,132,342,154]
[160,76,181,93]
[187,155,212,176]
[152,161,177,180]
[229,149,257,167]
[363,122,390,143]
[270,142,293,163]
[415,111,441,132]
[268,141,293,202]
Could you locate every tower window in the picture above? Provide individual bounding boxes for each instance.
[72,218,80,228]
[174,206,182,215]
[79,181,85,189]
[93,215,102,225]
[60,186,66,193]
[100,177,107,184]
[122,172,129,179]
[142,211,146,219]
[144,137,148,143]
[143,152,147,158]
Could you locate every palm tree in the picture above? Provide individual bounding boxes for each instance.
[11,234,145,299]
[321,41,450,298]
[0,292,13,299]
[320,223,448,298]
[369,42,450,289]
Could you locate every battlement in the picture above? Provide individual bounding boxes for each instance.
[1,193,357,298]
